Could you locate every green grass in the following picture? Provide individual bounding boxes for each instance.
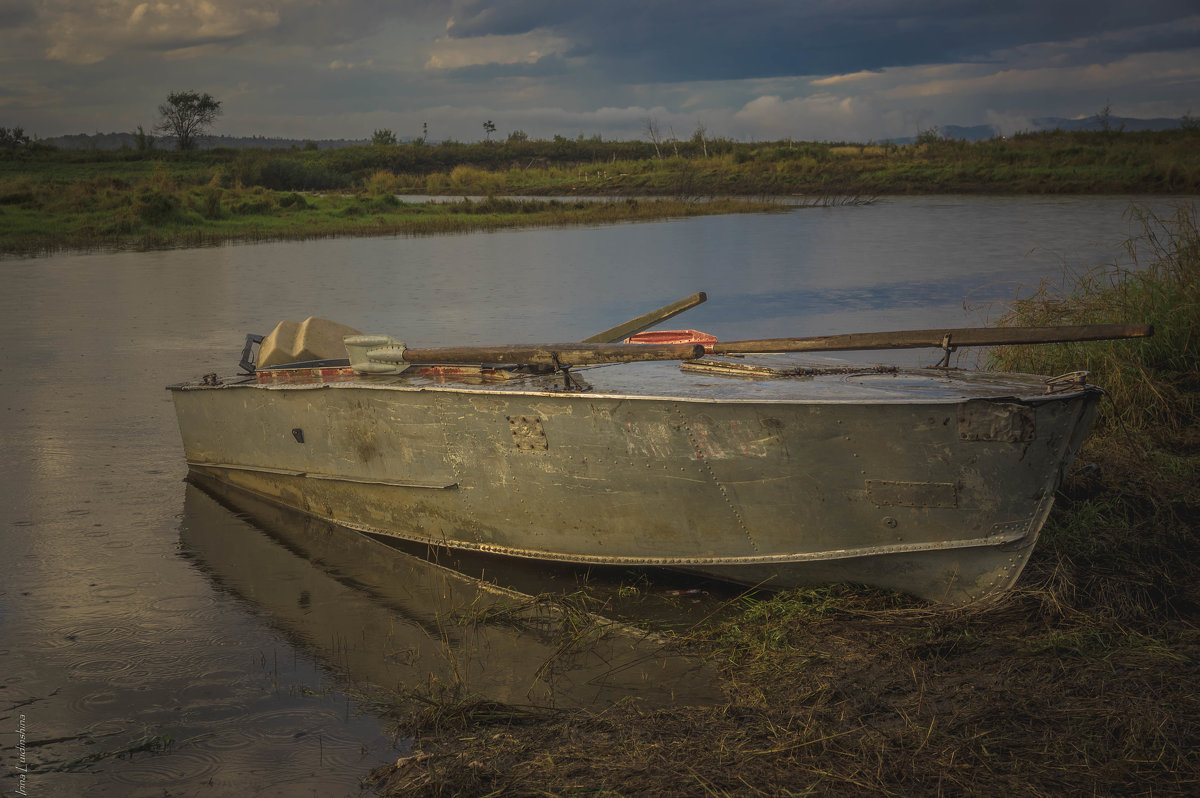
[0,174,782,254]
[4,127,1199,197]
[988,204,1200,436]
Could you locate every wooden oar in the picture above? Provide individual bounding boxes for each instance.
[404,342,704,366]
[344,335,705,374]
[583,292,707,344]
[345,294,710,375]
[712,323,1154,355]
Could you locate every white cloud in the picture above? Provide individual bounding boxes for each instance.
[329,59,374,70]
[810,70,882,88]
[733,94,888,141]
[882,51,1200,100]
[42,0,285,65]
[425,31,569,70]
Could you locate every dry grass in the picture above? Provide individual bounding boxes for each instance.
[365,205,1200,796]
[366,580,1199,796]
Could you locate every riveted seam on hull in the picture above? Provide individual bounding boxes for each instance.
[432,396,483,545]
[673,404,760,553]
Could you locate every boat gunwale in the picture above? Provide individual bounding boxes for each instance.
[167,375,1099,406]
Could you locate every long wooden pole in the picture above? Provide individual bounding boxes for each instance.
[582,292,707,344]
[380,342,706,367]
[712,323,1154,355]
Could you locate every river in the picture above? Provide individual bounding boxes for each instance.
[0,195,1186,796]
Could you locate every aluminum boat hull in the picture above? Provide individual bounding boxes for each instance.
[169,360,1101,604]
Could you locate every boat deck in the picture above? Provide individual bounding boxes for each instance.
[178,354,1084,405]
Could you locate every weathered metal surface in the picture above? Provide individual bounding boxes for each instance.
[866,480,959,508]
[507,415,549,451]
[169,356,1102,604]
[958,400,1037,442]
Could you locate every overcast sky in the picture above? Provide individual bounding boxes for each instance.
[3,1,1199,143]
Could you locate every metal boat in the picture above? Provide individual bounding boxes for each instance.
[168,296,1149,604]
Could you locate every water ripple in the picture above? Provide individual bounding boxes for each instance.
[106,748,222,788]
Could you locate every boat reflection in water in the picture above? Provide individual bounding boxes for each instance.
[179,477,724,710]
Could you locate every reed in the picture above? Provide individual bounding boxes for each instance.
[988,204,1199,436]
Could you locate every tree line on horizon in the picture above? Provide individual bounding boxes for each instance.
[3,89,1199,155]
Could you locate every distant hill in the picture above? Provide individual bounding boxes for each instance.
[1029,115,1186,133]
[43,132,371,151]
[889,115,1192,144]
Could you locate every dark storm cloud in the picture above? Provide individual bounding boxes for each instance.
[268,0,442,48]
[443,0,1200,80]
[0,2,37,29]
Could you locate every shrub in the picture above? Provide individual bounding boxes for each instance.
[363,193,400,211]
[134,188,181,224]
[257,158,349,191]
[200,186,224,219]
[0,179,36,206]
[230,197,274,215]
[364,170,400,196]
[278,192,310,209]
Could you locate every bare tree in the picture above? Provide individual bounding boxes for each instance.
[156,90,222,150]
[134,125,155,151]
[693,123,708,158]
[643,117,663,158]
[1097,99,1113,133]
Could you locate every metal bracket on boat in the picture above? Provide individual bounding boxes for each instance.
[551,354,589,392]
[934,332,958,368]
[239,333,264,374]
[344,334,411,375]
[1044,371,1090,394]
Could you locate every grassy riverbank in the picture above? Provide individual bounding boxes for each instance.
[364,205,1199,796]
[2,128,1197,254]
[0,173,779,255]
